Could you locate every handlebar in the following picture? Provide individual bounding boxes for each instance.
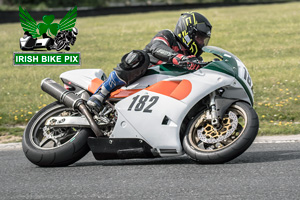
[178,59,210,68]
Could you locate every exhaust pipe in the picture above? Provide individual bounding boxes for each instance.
[41,78,104,137]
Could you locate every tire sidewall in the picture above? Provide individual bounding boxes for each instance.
[22,101,92,167]
[182,101,259,164]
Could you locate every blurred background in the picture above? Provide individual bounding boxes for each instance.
[0,0,295,10]
[0,0,299,142]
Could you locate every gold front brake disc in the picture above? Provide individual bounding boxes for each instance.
[197,111,238,144]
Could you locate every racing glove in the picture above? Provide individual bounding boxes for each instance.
[172,54,203,70]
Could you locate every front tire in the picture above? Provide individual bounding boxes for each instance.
[22,101,93,167]
[183,101,259,164]
[56,40,66,51]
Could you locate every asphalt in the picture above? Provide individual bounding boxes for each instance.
[1,134,300,151]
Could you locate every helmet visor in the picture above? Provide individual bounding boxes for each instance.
[194,32,210,47]
[195,23,211,37]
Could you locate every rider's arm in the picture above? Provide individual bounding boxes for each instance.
[145,30,203,70]
[146,30,179,63]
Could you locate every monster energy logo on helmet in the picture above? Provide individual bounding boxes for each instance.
[174,12,212,57]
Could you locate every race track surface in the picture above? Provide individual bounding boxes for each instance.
[1,137,300,199]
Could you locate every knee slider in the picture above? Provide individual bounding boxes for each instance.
[114,50,150,85]
[121,50,148,70]
[124,51,141,68]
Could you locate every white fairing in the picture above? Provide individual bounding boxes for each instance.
[60,69,106,90]
[111,69,245,156]
[20,36,30,48]
[58,47,253,157]
[124,74,174,90]
[20,37,51,48]
[35,38,50,47]
[236,59,253,94]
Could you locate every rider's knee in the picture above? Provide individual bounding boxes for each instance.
[114,50,150,85]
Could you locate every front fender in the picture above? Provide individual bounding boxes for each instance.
[215,97,239,120]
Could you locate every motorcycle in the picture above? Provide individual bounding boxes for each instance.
[22,46,259,167]
[53,28,78,51]
[20,32,54,51]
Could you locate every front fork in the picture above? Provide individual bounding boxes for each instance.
[209,91,221,129]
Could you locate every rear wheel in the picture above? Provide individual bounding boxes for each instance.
[183,101,259,164]
[22,101,92,167]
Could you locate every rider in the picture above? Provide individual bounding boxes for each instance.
[54,27,78,51]
[87,12,212,111]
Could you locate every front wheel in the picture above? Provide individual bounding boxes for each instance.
[56,40,66,51]
[22,101,93,167]
[183,101,259,164]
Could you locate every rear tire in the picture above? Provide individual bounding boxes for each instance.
[183,101,259,164]
[22,101,92,167]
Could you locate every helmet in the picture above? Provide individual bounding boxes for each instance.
[71,27,78,37]
[174,12,212,57]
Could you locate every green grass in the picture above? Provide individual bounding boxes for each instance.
[0,2,299,136]
[0,126,24,136]
[0,126,24,143]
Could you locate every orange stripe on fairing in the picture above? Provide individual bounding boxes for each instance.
[145,80,192,100]
[146,81,180,96]
[170,80,192,100]
[88,78,141,98]
[110,89,142,99]
[88,78,192,100]
[88,78,104,93]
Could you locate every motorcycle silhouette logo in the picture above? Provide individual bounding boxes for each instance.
[19,6,78,51]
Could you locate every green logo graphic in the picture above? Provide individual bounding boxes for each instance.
[19,6,77,38]
[15,6,80,65]
[19,6,79,52]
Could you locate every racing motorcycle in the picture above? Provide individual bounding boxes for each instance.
[22,46,259,167]
[53,28,78,51]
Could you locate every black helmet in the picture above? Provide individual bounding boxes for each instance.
[174,12,212,57]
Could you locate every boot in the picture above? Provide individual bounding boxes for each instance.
[87,87,109,112]
[87,71,125,112]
